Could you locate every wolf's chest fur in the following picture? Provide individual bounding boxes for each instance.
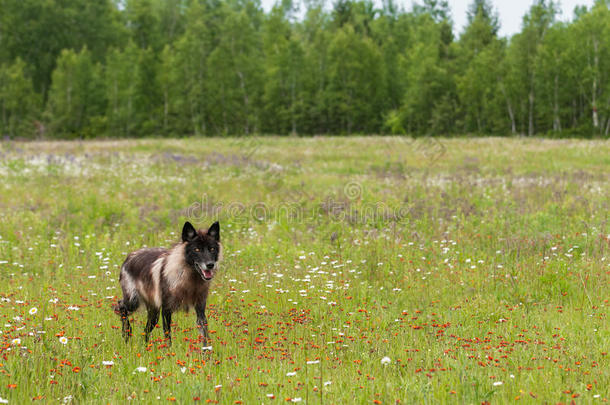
[162,263,210,311]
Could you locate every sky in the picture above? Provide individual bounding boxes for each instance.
[260,0,596,38]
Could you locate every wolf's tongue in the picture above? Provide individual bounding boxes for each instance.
[204,269,213,279]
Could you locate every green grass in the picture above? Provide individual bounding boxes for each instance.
[0,137,608,404]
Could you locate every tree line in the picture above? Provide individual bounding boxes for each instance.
[1,0,609,138]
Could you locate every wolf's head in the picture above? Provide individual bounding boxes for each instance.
[182,221,221,281]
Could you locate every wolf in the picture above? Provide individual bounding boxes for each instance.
[114,221,222,345]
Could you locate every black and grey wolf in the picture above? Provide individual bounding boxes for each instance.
[114,221,222,345]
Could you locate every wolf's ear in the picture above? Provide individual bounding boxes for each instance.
[182,221,197,242]
[207,221,220,241]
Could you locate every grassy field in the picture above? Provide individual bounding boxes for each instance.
[0,137,608,404]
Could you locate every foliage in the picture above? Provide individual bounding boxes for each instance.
[1,0,610,138]
[0,59,40,137]
[45,48,106,138]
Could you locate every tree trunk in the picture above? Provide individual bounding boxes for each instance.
[236,70,250,135]
[508,103,516,134]
[189,94,197,135]
[127,93,132,137]
[290,71,297,135]
[221,83,227,135]
[2,103,6,134]
[572,98,577,127]
[499,82,516,134]
[186,61,197,135]
[553,73,561,132]
[231,33,250,136]
[163,88,168,131]
[67,82,72,113]
[318,52,326,134]
[197,45,207,135]
[528,85,535,136]
[592,37,599,129]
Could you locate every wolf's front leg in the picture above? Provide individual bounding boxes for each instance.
[162,308,172,345]
[195,301,210,346]
[116,296,139,342]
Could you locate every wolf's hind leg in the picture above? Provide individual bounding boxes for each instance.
[162,308,173,345]
[144,306,159,342]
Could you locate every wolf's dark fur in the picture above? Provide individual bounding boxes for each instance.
[114,221,222,345]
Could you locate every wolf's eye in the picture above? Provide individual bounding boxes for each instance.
[194,248,200,252]
[210,247,215,252]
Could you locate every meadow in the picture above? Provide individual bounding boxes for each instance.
[0,136,608,404]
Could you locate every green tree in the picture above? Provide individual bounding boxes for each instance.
[105,42,140,137]
[395,13,456,134]
[457,0,503,133]
[169,0,216,136]
[159,45,182,135]
[125,0,162,50]
[460,0,499,57]
[0,0,122,98]
[0,0,606,138]
[262,5,305,134]
[458,40,507,134]
[206,3,264,135]
[326,24,384,133]
[569,0,610,134]
[134,47,162,134]
[536,23,571,133]
[414,0,451,23]
[507,0,558,135]
[466,0,499,34]
[156,0,187,45]
[299,4,332,133]
[46,47,106,138]
[0,58,40,138]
